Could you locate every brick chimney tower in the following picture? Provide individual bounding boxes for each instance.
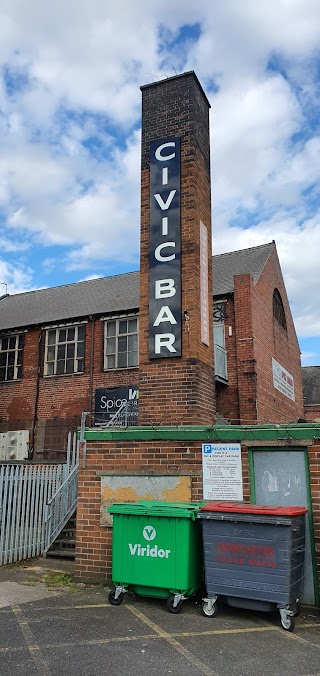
[138,71,215,425]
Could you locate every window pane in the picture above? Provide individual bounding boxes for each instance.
[67,343,75,359]
[9,336,16,349]
[16,350,22,366]
[128,318,137,333]
[107,321,116,337]
[77,342,84,358]
[77,325,85,341]
[106,354,115,369]
[1,337,8,350]
[119,320,127,334]
[47,362,54,376]
[57,345,66,361]
[58,329,66,343]
[47,330,56,346]
[8,352,15,366]
[128,351,138,367]
[56,360,65,375]
[106,337,116,354]
[118,336,127,352]
[7,367,14,381]
[77,359,84,373]
[17,366,22,379]
[18,335,24,349]
[67,327,75,341]
[0,367,5,381]
[128,334,138,352]
[66,359,74,374]
[118,352,127,368]
[47,346,55,361]
[0,353,6,367]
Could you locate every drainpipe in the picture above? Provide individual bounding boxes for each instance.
[88,315,95,423]
[30,329,43,459]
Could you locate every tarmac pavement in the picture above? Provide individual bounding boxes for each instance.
[0,557,319,676]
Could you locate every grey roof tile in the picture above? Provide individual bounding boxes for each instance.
[0,242,275,332]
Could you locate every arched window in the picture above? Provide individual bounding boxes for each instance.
[273,289,287,331]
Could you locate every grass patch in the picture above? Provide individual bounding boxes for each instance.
[42,573,77,592]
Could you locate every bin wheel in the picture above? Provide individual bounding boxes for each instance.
[108,589,124,606]
[167,596,183,614]
[202,601,217,617]
[280,614,295,632]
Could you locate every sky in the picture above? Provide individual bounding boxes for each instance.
[0,0,320,365]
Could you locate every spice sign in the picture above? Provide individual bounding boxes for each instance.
[149,137,181,359]
[202,443,243,500]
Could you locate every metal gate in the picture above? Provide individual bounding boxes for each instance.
[0,432,78,566]
[249,448,318,606]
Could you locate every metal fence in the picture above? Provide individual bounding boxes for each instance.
[0,432,78,566]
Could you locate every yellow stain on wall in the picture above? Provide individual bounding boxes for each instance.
[101,476,191,526]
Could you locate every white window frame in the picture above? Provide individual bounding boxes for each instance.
[44,324,85,376]
[104,314,139,370]
[0,334,23,382]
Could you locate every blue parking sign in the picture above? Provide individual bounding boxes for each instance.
[203,444,212,454]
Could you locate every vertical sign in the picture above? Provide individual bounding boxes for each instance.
[149,137,181,359]
[200,221,209,345]
[202,443,243,500]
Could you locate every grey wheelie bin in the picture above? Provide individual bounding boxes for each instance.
[198,501,308,631]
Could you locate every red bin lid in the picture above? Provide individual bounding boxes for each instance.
[199,501,308,516]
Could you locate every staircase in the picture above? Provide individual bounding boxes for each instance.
[45,512,76,559]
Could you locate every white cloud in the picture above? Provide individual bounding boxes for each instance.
[0,0,320,361]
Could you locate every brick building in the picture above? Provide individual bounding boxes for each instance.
[1,71,319,602]
[0,240,303,460]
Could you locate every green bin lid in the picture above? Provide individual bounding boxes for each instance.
[107,500,204,518]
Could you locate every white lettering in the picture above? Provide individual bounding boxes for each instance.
[162,167,168,185]
[162,216,168,235]
[155,142,176,162]
[129,544,138,555]
[155,279,176,299]
[153,306,177,326]
[155,334,177,354]
[128,388,138,400]
[154,190,176,211]
[155,242,175,261]
[128,543,171,558]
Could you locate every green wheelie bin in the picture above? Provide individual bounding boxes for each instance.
[107,500,203,613]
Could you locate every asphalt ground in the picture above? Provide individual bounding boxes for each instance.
[0,558,319,676]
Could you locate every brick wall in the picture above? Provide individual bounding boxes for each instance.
[0,319,139,458]
[74,435,320,594]
[139,72,215,425]
[215,246,304,425]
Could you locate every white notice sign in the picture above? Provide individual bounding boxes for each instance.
[202,443,243,501]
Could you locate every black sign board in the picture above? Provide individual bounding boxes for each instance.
[149,137,181,358]
[94,386,138,425]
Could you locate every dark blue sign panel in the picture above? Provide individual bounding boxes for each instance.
[149,137,181,358]
[95,386,138,424]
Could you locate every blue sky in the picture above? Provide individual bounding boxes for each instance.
[0,0,320,365]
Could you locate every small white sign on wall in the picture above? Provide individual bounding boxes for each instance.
[202,443,243,501]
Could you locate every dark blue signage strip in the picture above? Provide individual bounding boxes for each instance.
[149,137,181,359]
[95,386,138,424]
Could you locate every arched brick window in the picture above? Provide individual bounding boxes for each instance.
[273,289,287,331]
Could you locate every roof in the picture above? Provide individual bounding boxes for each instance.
[213,241,275,296]
[302,366,320,405]
[0,242,275,332]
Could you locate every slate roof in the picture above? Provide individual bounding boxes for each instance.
[302,367,320,405]
[0,242,275,332]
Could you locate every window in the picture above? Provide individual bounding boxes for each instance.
[273,289,287,331]
[0,334,23,382]
[44,325,85,376]
[104,316,138,369]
